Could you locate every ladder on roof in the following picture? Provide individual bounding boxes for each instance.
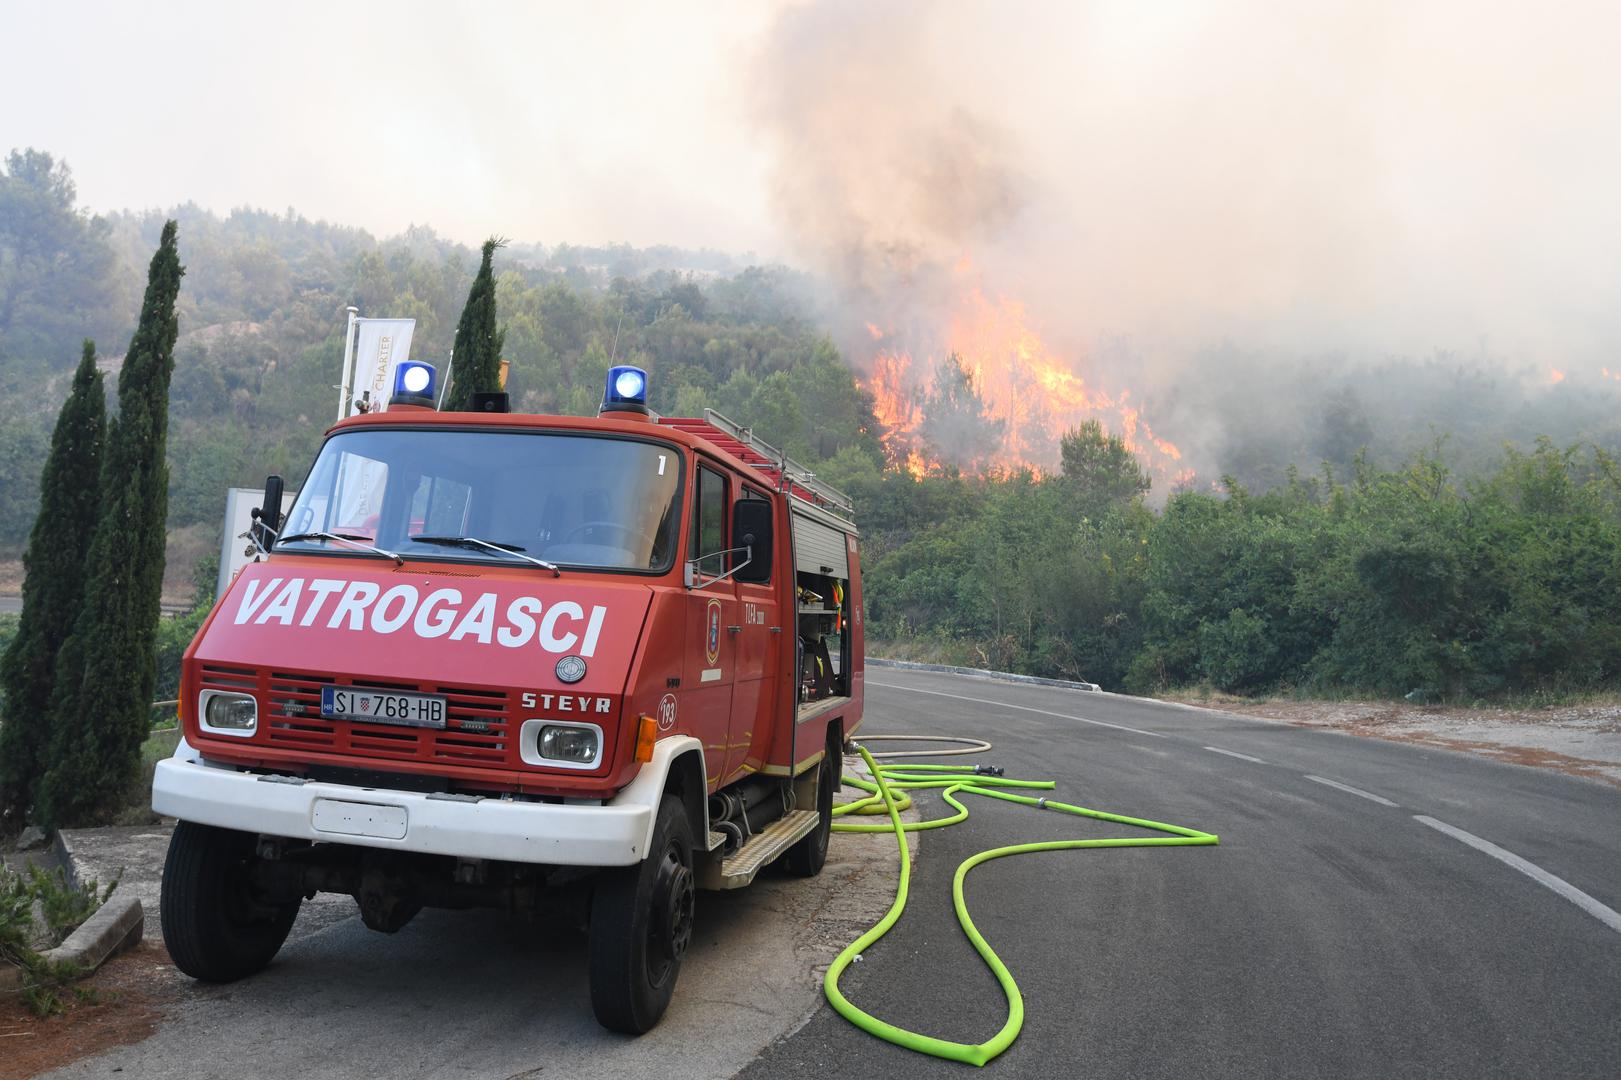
[659,409,854,520]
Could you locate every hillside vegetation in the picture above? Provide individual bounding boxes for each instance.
[3,151,1620,700]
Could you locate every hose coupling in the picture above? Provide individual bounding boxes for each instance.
[1036,797,1048,809]
[975,764,1005,777]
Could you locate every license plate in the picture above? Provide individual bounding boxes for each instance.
[321,686,447,729]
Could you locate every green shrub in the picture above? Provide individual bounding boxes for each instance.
[0,863,113,1015]
[1198,609,1278,693]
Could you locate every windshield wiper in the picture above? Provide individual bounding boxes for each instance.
[409,535,561,577]
[277,531,403,566]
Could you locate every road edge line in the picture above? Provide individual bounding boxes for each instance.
[866,681,1166,739]
[867,657,1100,692]
[1414,815,1621,934]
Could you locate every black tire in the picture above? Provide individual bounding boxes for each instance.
[783,728,840,877]
[161,821,300,982]
[589,795,696,1033]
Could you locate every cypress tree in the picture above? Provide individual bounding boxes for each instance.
[37,222,183,826]
[0,341,106,827]
[444,238,507,410]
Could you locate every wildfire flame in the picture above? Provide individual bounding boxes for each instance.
[860,267,1187,487]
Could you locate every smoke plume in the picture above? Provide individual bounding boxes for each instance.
[749,1,1621,483]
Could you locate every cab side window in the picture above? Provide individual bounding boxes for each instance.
[691,466,727,574]
[292,448,388,540]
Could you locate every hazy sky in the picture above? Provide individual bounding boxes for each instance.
[4,1,784,252]
[6,0,1619,365]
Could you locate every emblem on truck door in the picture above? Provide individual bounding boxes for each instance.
[705,599,722,665]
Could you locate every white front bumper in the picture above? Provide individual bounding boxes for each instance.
[151,745,658,866]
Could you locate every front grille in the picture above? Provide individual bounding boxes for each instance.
[198,663,512,766]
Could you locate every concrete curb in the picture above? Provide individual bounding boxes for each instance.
[867,656,1101,692]
[0,835,145,994]
[52,828,81,889]
[43,891,144,972]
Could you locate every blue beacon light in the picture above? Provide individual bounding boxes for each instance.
[601,364,650,415]
[391,361,437,409]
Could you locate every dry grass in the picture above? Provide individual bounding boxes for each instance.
[159,524,214,605]
[866,638,983,668]
[2,521,213,606]
[1162,689,1621,787]
[1166,685,1621,725]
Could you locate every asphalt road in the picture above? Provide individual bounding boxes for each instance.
[45,668,1621,1079]
[743,668,1621,1080]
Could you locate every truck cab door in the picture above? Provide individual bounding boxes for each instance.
[685,463,737,789]
[729,487,780,783]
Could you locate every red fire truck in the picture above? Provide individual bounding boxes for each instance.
[152,363,863,1032]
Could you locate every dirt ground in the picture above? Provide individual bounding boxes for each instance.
[0,843,177,1080]
[0,943,184,1080]
[1165,692,1621,788]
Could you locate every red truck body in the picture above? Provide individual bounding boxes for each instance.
[154,393,863,1031]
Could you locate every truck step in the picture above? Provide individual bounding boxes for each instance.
[697,809,820,890]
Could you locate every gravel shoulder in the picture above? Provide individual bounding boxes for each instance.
[1162,693,1621,787]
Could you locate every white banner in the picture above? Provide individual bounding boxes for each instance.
[352,318,416,413]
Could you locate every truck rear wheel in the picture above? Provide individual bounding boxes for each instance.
[589,795,695,1033]
[783,728,840,877]
[161,821,300,982]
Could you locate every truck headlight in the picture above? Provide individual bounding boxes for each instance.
[540,725,599,763]
[200,690,257,737]
[518,719,604,769]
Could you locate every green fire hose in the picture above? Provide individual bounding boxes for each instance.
[822,742,1219,1067]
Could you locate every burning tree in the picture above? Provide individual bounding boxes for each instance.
[919,353,1005,473]
[858,274,1186,485]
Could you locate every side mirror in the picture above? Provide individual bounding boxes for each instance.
[732,499,773,584]
[252,474,284,549]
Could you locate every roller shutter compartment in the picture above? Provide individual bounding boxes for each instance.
[792,513,849,578]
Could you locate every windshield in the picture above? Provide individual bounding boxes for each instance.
[277,428,683,572]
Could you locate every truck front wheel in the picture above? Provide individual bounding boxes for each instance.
[589,795,696,1033]
[161,821,300,982]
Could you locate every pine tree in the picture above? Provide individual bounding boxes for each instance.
[0,342,106,827]
[444,238,507,410]
[37,222,183,826]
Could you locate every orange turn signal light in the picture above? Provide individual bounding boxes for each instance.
[634,714,658,763]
